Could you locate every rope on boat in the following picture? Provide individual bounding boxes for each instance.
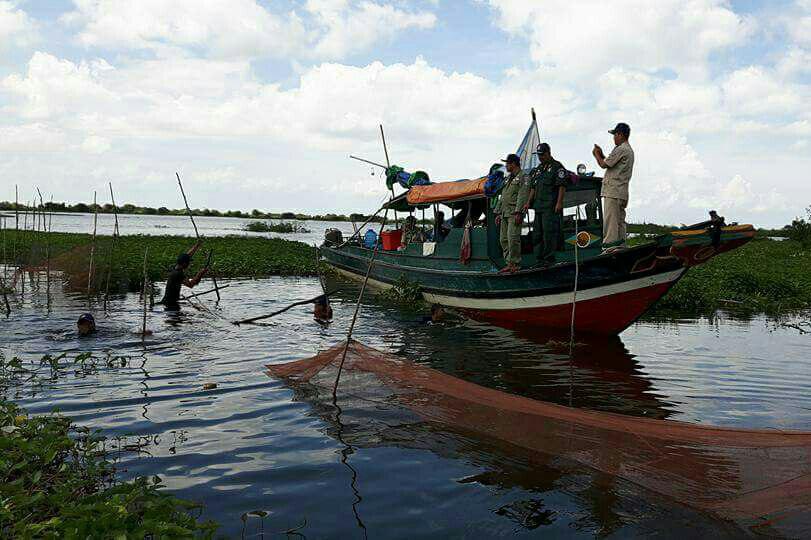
[568,206,581,406]
[332,206,391,401]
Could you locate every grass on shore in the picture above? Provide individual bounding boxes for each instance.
[243,220,311,233]
[655,238,811,315]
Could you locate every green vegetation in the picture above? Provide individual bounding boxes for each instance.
[376,275,425,309]
[243,220,311,233]
[2,230,318,291]
[0,350,217,538]
[785,206,811,248]
[656,238,811,314]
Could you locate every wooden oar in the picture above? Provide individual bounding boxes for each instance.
[232,288,341,326]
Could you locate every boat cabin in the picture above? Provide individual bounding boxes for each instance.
[377,172,605,271]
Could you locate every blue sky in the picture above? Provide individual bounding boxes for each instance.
[1,0,810,227]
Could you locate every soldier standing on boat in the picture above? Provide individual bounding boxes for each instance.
[593,122,634,249]
[527,143,567,266]
[494,153,530,273]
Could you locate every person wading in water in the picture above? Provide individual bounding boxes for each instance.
[159,241,209,311]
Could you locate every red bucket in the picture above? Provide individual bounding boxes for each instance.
[380,229,403,250]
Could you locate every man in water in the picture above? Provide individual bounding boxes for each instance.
[593,122,635,248]
[314,295,333,321]
[494,153,530,273]
[527,143,567,266]
[159,241,208,311]
[77,313,96,336]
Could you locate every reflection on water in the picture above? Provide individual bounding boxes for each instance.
[1,269,810,537]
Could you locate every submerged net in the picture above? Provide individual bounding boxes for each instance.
[268,341,811,536]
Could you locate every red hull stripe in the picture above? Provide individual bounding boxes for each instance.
[462,279,679,334]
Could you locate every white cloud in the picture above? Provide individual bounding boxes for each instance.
[304,0,436,60]
[0,1,37,52]
[61,0,436,61]
[722,66,806,117]
[484,0,752,80]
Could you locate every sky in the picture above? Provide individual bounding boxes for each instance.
[1,0,810,227]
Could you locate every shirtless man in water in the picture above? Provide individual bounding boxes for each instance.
[159,241,209,311]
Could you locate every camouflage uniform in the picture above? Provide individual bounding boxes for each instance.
[494,170,530,266]
[530,159,567,263]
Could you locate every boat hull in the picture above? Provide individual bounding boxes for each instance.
[322,225,754,336]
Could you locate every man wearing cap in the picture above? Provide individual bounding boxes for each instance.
[527,143,568,266]
[159,241,209,310]
[593,123,634,248]
[494,153,530,273]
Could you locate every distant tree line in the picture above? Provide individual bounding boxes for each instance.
[0,201,377,223]
[0,200,802,235]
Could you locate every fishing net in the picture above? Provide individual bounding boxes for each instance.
[268,340,811,536]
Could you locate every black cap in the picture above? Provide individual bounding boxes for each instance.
[609,122,630,136]
[177,253,191,266]
[534,143,551,155]
[77,313,95,325]
[501,153,521,165]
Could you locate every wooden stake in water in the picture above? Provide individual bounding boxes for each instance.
[103,182,120,312]
[43,194,53,310]
[142,247,149,341]
[87,191,99,302]
[332,207,390,400]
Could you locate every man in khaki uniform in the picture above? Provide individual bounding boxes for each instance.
[593,122,634,248]
[494,153,530,273]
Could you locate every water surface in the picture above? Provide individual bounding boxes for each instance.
[1,271,809,537]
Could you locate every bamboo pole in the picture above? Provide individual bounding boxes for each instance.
[180,284,230,301]
[142,247,149,341]
[12,185,18,283]
[45,196,53,310]
[20,201,28,297]
[176,172,200,238]
[332,207,390,400]
[380,125,399,229]
[231,288,341,326]
[87,191,99,302]
[103,182,120,312]
[176,172,220,301]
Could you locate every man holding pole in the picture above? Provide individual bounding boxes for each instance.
[159,241,209,311]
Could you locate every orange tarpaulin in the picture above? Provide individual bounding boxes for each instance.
[406,176,487,205]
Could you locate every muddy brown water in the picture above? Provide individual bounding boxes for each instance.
[1,269,809,538]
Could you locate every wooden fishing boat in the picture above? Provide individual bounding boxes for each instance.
[321,122,755,335]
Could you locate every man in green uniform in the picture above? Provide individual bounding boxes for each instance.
[494,153,530,273]
[527,143,567,266]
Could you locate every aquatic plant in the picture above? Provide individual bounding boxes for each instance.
[657,238,811,315]
[376,274,424,309]
[243,220,311,233]
[1,231,320,292]
[0,400,217,538]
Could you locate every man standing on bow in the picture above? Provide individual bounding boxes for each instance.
[593,122,634,248]
[494,153,530,273]
[526,143,567,266]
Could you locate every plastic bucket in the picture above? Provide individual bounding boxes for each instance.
[380,229,403,250]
